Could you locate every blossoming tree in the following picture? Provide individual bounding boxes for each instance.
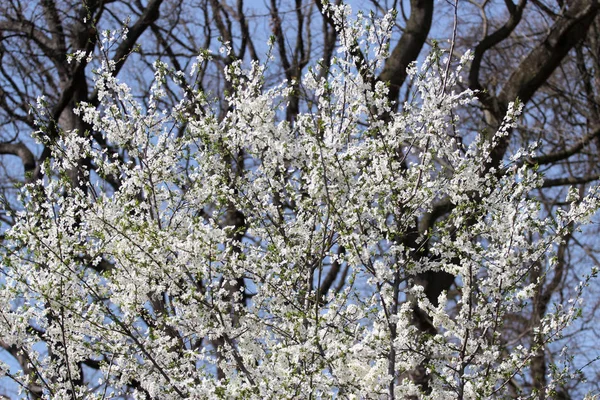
[1,4,599,399]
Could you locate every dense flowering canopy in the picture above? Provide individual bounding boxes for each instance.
[1,5,598,399]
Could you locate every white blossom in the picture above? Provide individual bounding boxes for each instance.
[1,6,598,399]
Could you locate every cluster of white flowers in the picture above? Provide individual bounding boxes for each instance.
[1,4,598,399]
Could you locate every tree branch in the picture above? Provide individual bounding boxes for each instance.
[378,0,434,107]
[0,141,36,181]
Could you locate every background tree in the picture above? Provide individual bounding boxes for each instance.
[1,0,600,398]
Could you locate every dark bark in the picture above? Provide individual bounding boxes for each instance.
[0,142,36,181]
[379,0,434,108]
